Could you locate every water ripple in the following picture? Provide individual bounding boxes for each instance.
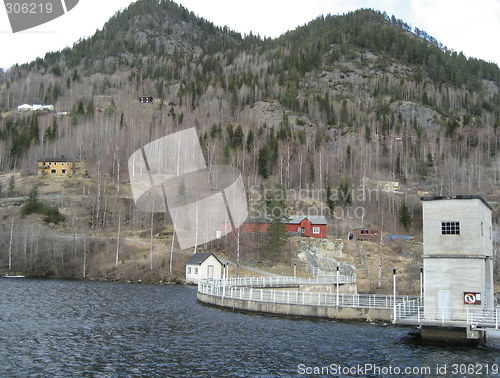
[1,279,498,377]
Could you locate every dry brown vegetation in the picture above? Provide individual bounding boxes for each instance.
[0,3,498,291]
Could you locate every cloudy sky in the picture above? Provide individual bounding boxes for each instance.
[0,0,499,70]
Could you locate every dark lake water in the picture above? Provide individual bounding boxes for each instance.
[1,279,499,377]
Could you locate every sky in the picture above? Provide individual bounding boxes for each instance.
[0,0,499,71]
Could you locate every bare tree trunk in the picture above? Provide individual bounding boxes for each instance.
[116,160,120,195]
[319,152,322,191]
[236,228,240,277]
[149,209,154,271]
[95,164,102,229]
[286,144,291,189]
[115,210,121,268]
[83,235,86,279]
[35,230,39,262]
[298,152,303,190]
[193,202,198,254]
[169,210,177,276]
[102,188,107,228]
[279,156,283,186]
[24,230,27,269]
[377,210,384,289]
[8,218,14,271]
[73,229,77,259]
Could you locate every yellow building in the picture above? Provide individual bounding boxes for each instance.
[37,158,85,176]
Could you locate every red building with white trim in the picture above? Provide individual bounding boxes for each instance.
[285,215,327,238]
[239,215,327,238]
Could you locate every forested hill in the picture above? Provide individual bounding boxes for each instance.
[1,0,500,237]
[279,9,500,91]
[4,3,500,91]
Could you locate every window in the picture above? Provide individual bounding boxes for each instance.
[313,227,320,234]
[481,222,484,236]
[441,221,460,235]
[187,267,191,274]
[194,268,198,274]
[51,169,56,174]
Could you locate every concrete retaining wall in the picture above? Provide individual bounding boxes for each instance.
[486,329,500,341]
[420,326,485,344]
[197,292,392,322]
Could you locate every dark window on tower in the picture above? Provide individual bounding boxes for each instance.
[441,221,460,235]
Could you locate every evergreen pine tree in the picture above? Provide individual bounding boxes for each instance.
[86,98,94,117]
[258,145,270,178]
[29,115,39,144]
[7,176,15,197]
[76,100,85,115]
[232,125,244,149]
[337,181,352,206]
[119,112,125,128]
[246,129,254,151]
[176,179,188,206]
[399,201,412,230]
[264,184,289,263]
[21,184,41,215]
[326,182,336,214]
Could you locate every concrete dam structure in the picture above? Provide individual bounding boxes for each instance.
[197,275,417,323]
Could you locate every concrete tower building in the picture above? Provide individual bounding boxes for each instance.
[422,196,494,324]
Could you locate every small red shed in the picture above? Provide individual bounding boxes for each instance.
[352,228,379,241]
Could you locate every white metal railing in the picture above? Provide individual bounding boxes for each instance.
[198,279,416,310]
[396,303,500,330]
[395,297,423,319]
[214,275,356,288]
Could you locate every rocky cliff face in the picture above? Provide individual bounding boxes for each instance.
[298,239,356,277]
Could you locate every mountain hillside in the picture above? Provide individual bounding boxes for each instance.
[0,0,499,287]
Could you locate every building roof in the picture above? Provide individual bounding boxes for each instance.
[245,214,327,225]
[287,215,327,225]
[244,214,270,224]
[37,157,82,163]
[420,195,492,211]
[185,252,221,266]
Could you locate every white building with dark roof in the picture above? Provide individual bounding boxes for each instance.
[185,253,223,284]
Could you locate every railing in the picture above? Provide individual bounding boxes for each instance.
[395,297,423,319]
[396,302,500,330]
[198,279,416,310]
[216,275,356,288]
[467,307,500,329]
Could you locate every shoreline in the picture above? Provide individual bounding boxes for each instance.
[0,271,186,285]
